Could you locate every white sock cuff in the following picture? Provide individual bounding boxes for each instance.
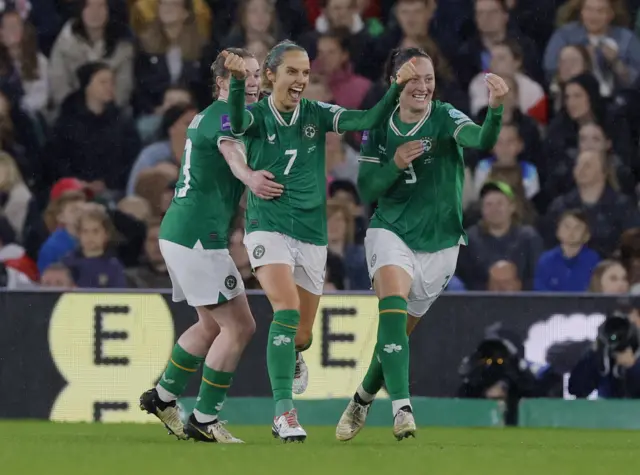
[155,384,177,403]
[392,398,411,416]
[193,409,218,424]
[356,384,376,403]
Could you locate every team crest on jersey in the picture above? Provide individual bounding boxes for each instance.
[224,275,237,290]
[304,124,317,139]
[253,245,265,259]
[420,137,433,152]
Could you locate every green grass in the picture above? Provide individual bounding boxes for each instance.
[1,421,639,475]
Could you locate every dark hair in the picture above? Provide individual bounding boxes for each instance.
[558,209,590,229]
[0,10,41,81]
[161,103,198,138]
[493,38,523,62]
[383,47,432,86]
[72,0,129,58]
[261,40,306,92]
[211,47,255,99]
[318,28,351,54]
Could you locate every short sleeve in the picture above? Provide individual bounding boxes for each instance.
[314,101,346,135]
[440,103,474,141]
[358,127,386,165]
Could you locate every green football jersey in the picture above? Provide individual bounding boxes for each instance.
[242,95,347,246]
[361,100,472,253]
[159,100,245,250]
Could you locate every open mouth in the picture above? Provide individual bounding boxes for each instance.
[245,91,259,101]
[412,93,428,102]
[288,86,304,102]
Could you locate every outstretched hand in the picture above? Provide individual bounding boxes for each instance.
[221,50,247,80]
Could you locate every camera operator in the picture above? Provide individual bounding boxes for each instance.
[458,324,563,425]
[568,310,640,399]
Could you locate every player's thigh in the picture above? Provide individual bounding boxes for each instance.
[244,231,299,310]
[208,293,256,337]
[159,239,187,303]
[407,245,460,318]
[291,240,326,340]
[365,228,414,299]
[159,240,244,308]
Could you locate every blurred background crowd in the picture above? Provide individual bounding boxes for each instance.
[0,0,640,296]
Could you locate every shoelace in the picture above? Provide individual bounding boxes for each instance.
[209,420,233,439]
[285,410,301,428]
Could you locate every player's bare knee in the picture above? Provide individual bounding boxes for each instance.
[238,316,256,344]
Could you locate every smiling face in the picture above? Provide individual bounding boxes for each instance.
[269,49,310,109]
[398,56,435,114]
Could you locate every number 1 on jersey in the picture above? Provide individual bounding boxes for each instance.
[177,139,193,198]
[284,149,298,175]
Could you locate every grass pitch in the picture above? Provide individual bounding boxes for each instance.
[1,421,638,475]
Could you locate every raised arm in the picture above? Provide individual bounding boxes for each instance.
[454,105,503,150]
[218,138,283,200]
[336,82,401,133]
[228,76,256,135]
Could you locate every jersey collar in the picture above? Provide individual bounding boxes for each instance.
[389,101,432,137]
[268,94,300,127]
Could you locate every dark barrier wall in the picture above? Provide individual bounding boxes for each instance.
[0,290,619,421]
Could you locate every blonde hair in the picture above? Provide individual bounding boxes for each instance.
[326,199,354,244]
[589,259,626,292]
[75,203,115,241]
[0,152,23,192]
[139,0,204,61]
[43,190,86,233]
[556,0,630,27]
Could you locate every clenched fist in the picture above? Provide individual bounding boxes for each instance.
[485,73,510,108]
[395,58,419,86]
[221,50,247,80]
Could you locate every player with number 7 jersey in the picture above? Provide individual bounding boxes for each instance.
[221,42,418,442]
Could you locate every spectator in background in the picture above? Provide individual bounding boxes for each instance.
[47,62,141,193]
[474,123,540,200]
[130,0,212,41]
[0,213,37,282]
[588,258,629,293]
[545,0,640,97]
[534,209,600,292]
[325,132,359,186]
[135,85,193,145]
[453,0,541,90]
[313,29,371,109]
[49,0,134,110]
[328,179,366,244]
[39,262,75,288]
[245,35,274,67]
[127,102,195,195]
[324,250,345,290]
[298,0,374,79]
[0,9,49,115]
[618,228,640,294]
[117,195,152,223]
[0,151,34,243]
[326,199,368,290]
[549,44,592,114]
[134,167,176,218]
[133,0,205,114]
[221,0,283,51]
[125,218,170,288]
[63,202,126,288]
[302,74,333,102]
[544,73,631,175]
[542,150,640,258]
[469,39,547,125]
[37,190,85,273]
[487,260,522,291]
[458,181,543,290]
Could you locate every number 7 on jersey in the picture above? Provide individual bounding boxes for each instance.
[284,149,297,175]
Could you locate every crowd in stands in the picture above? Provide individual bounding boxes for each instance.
[1,0,640,295]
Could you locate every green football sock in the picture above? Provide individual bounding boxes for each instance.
[376,296,410,401]
[360,350,384,398]
[268,309,300,416]
[193,366,233,422]
[157,344,204,398]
